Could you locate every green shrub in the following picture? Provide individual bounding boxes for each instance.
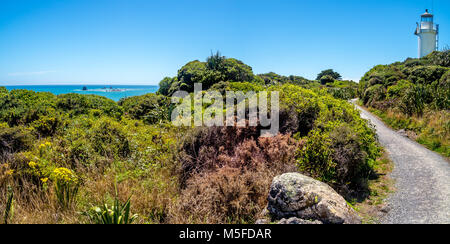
[360,51,449,157]
[404,57,428,67]
[360,52,449,111]
[363,84,385,106]
[0,89,57,126]
[425,50,450,67]
[272,84,379,196]
[84,195,138,224]
[0,87,8,97]
[316,69,342,80]
[434,70,450,109]
[57,93,123,118]
[157,53,260,96]
[320,75,335,85]
[406,65,449,85]
[0,125,34,160]
[227,82,265,93]
[297,129,336,182]
[328,124,372,194]
[157,77,174,96]
[32,114,62,137]
[400,84,426,116]
[90,118,130,158]
[387,80,413,99]
[329,87,357,100]
[119,93,170,124]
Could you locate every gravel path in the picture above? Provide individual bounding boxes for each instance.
[352,101,450,224]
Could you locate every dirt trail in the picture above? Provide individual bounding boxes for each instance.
[352,101,450,224]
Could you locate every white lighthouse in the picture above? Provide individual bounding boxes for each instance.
[415,9,439,58]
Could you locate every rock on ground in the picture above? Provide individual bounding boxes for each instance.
[277,217,323,224]
[267,173,361,224]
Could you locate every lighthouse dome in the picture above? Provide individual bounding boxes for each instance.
[421,9,433,18]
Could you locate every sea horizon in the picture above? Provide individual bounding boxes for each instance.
[3,84,159,101]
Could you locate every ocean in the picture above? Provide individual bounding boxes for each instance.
[3,85,159,102]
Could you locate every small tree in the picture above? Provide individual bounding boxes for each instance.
[320,75,335,85]
[157,77,173,96]
[316,69,342,81]
[206,51,225,71]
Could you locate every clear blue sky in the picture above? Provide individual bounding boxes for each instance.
[1,0,449,85]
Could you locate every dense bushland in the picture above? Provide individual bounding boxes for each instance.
[119,93,171,124]
[157,52,263,97]
[0,54,377,224]
[157,52,358,100]
[359,51,450,156]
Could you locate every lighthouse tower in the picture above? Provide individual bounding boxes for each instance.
[415,9,439,58]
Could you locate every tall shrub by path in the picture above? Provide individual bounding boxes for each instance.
[359,50,449,156]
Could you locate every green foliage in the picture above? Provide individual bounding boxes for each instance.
[328,87,357,100]
[90,118,131,158]
[0,125,34,160]
[0,87,8,97]
[32,115,62,137]
[424,50,450,67]
[434,70,450,109]
[399,84,428,116]
[316,69,342,80]
[298,129,336,182]
[227,82,265,93]
[0,89,57,126]
[119,93,170,124]
[157,53,258,96]
[206,51,226,70]
[360,51,449,157]
[221,58,255,83]
[320,75,335,85]
[258,72,312,86]
[328,124,374,192]
[328,79,358,88]
[157,77,173,96]
[362,84,385,106]
[386,80,413,98]
[3,185,14,224]
[274,84,379,195]
[406,65,449,85]
[84,195,138,224]
[1,54,382,223]
[57,93,123,118]
[177,60,213,91]
[360,51,450,112]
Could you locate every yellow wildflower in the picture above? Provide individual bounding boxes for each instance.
[51,167,78,184]
[45,142,52,147]
[6,169,14,176]
[28,161,37,168]
[41,178,48,183]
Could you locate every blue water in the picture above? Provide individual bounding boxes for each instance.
[3,85,159,101]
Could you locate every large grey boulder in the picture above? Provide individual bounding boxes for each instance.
[267,173,361,224]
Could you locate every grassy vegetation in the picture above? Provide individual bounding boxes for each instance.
[0,54,380,224]
[351,150,394,224]
[359,50,450,157]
